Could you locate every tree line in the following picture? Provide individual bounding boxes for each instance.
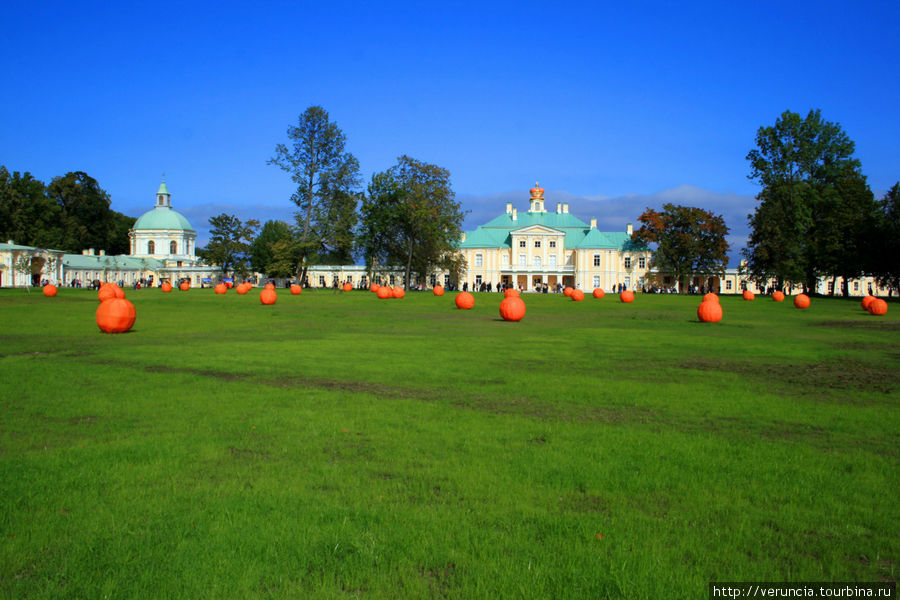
[0,168,135,255]
[633,109,898,296]
[200,105,467,287]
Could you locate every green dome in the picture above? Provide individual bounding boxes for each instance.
[133,207,195,232]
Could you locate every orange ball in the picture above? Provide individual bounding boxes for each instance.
[868,298,888,316]
[161,282,173,293]
[861,295,876,311]
[571,289,585,301]
[499,296,526,321]
[793,294,810,309]
[697,300,723,323]
[214,283,227,294]
[42,284,58,297]
[96,298,136,333]
[376,286,392,299]
[620,290,635,303]
[290,284,302,295]
[592,288,605,299]
[504,288,520,297]
[259,289,277,305]
[703,292,719,304]
[563,286,574,297]
[742,290,755,301]
[392,286,405,299]
[772,291,785,302]
[433,285,445,296]
[179,282,190,291]
[343,282,353,292]
[455,291,474,310]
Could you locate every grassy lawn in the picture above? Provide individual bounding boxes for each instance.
[1,287,897,599]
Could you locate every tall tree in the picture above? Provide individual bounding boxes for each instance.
[249,220,294,274]
[358,170,404,281]
[0,167,63,248]
[268,106,361,282]
[47,172,118,253]
[197,214,259,278]
[744,109,863,292]
[870,183,900,295]
[359,156,466,288]
[633,203,730,292]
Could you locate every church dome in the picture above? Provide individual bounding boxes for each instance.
[133,207,195,232]
[133,178,195,232]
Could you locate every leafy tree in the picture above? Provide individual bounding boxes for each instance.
[359,156,466,288]
[870,183,900,295]
[633,203,730,292]
[197,214,259,278]
[0,167,64,248]
[358,170,404,281]
[47,172,117,252]
[812,166,878,296]
[266,238,304,279]
[268,106,361,282]
[744,109,864,292]
[249,220,294,274]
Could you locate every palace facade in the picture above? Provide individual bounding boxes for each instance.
[0,180,892,297]
[0,180,218,288]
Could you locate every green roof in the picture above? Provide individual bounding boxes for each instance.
[480,211,588,230]
[157,181,170,196]
[133,207,195,232]
[62,254,166,270]
[461,209,648,252]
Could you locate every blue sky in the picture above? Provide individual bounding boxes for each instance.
[2,1,898,265]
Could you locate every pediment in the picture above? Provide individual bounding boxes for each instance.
[510,224,565,235]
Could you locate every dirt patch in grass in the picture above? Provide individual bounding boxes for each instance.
[679,357,899,399]
[228,446,270,461]
[810,320,900,332]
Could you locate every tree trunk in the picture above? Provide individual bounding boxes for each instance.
[405,242,414,289]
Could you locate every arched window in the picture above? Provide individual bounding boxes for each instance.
[147,241,155,254]
[170,241,177,254]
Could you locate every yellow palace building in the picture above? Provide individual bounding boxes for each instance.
[456,183,652,292]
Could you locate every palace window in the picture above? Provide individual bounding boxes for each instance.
[533,256,542,268]
[147,241,155,254]
[549,240,556,248]
[726,280,733,291]
[444,274,450,286]
[828,281,834,294]
[319,276,325,286]
[475,253,483,267]
[389,275,395,285]
[475,275,482,286]
[638,257,645,269]
[853,281,859,291]
[593,254,601,267]
[548,254,557,267]
[501,254,509,266]
[519,254,526,268]
[519,240,526,248]
[170,241,177,254]
[624,276,631,288]
[624,257,632,269]
[534,240,541,248]
[593,275,601,288]
[430,274,436,286]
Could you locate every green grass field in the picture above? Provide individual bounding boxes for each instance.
[1,287,897,599]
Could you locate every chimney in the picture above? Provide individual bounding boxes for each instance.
[556,202,561,214]
[590,218,597,229]
[563,203,569,213]
[88,248,95,256]
[506,202,512,214]
[6,239,12,244]
[461,232,466,242]
[99,250,105,256]
[512,208,517,221]
[626,223,633,236]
